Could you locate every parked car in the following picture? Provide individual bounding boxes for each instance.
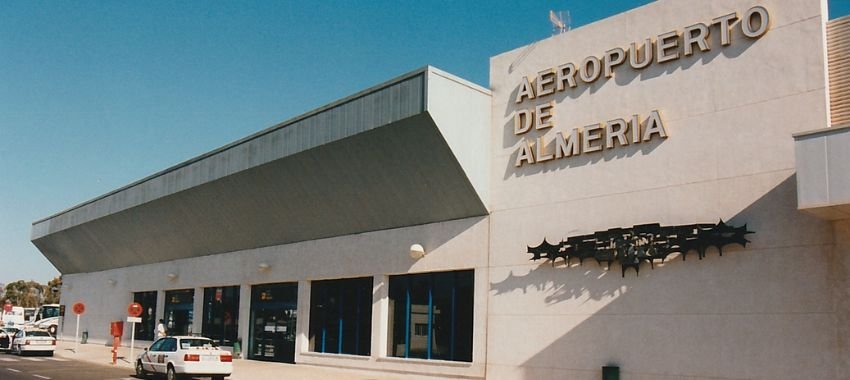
[136,336,232,380]
[0,327,20,351]
[10,329,55,356]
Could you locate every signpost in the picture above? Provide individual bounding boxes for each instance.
[127,302,144,363]
[72,302,85,353]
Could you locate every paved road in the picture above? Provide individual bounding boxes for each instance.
[0,353,138,380]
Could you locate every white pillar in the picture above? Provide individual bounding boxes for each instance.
[155,291,165,326]
[192,287,204,336]
[294,280,311,363]
[372,274,389,360]
[237,284,251,357]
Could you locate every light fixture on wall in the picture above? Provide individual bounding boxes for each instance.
[107,279,116,286]
[409,244,426,259]
[167,273,178,281]
[257,262,270,272]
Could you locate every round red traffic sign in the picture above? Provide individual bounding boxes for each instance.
[3,303,11,313]
[72,302,85,315]
[127,302,143,317]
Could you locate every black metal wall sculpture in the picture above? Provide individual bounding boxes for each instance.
[527,221,754,277]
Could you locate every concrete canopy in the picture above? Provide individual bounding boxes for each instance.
[31,67,491,274]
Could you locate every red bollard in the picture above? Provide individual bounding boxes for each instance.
[109,321,124,365]
[112,336,120,364]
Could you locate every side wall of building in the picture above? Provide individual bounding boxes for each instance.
[60,216,489,379]
[488,0,839,379]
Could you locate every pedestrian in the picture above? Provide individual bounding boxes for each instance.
[156,319,167,339]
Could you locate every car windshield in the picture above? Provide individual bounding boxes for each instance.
[27,331,51,337]
[180,338,217,349]
[41,307,60,319]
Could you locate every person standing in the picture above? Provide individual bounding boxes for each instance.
[156,319,167,339]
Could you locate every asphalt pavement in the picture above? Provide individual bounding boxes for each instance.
[11,340,430,380]
[0,353,137,380]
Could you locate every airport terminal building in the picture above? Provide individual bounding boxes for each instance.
[31,1,850,379]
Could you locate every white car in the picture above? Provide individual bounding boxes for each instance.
[0,327,20,351]
[136,336,232,380]
[10,329,55,356]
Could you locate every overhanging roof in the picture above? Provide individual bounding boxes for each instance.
[31,67,492,274]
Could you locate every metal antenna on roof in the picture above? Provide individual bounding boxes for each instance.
[549,10,571,35]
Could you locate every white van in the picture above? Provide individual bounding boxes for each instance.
[1,307,26,327]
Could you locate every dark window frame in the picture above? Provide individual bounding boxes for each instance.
[388,270,474,362]
[308,277,373,356]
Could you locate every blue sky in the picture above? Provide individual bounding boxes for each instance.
[1,1,849,285]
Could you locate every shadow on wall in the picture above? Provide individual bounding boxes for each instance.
[499,21,761,180]
[488,174,838,379]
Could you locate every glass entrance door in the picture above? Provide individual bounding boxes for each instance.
[164,289,194,336]
[249,282,297,363]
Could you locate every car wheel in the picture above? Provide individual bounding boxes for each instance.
[166,365,179,380]
[135,360,146,378]
[212,376,225,380]
[47,325,57,336]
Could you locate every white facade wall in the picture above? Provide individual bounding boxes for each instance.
[487,0,841,379]
[60,216,489,379]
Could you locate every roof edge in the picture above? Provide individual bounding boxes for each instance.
[33,66,435,226]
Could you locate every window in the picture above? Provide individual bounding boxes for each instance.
[133,291,157,341]
[149,339,165,352]
[414,324,428,336]
[164,289,194,336]
[389,270,474,362]
[202,286,239,346]
[249,282,298,363]
[308,277,372,356]
[180,338,216,349]
[160,338,177,352]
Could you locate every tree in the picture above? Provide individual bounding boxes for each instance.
[43,277,61,304]
[3,280,44,307]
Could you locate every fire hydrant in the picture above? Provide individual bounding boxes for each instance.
[109,321,124,365]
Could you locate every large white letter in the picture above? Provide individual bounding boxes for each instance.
[712,12,739,46]
[742,6,770,39]
[605,119,629,149]
[642,110,668,142]
[579,56,602,84]
[555,129,581,158]
[683,23,710,56]
[656,30,680,64]
[536,69,556,97]
[515,76,536,104]
[582,123,603,153]
[514,109,534,135]
[535,102,555,130]
[536,136,554,163]
[556,63,577,91]
[515,140,536,167]
[629,39,654,70]
[603,47,626,78]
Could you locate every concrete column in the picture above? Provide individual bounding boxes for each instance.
[155,290,165,326]
[371,274,389,360]
[835,220,850,379]
[192,287,203,336]
[238,284,251,358]
[472,266,488,366]
[294,280,311,363]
